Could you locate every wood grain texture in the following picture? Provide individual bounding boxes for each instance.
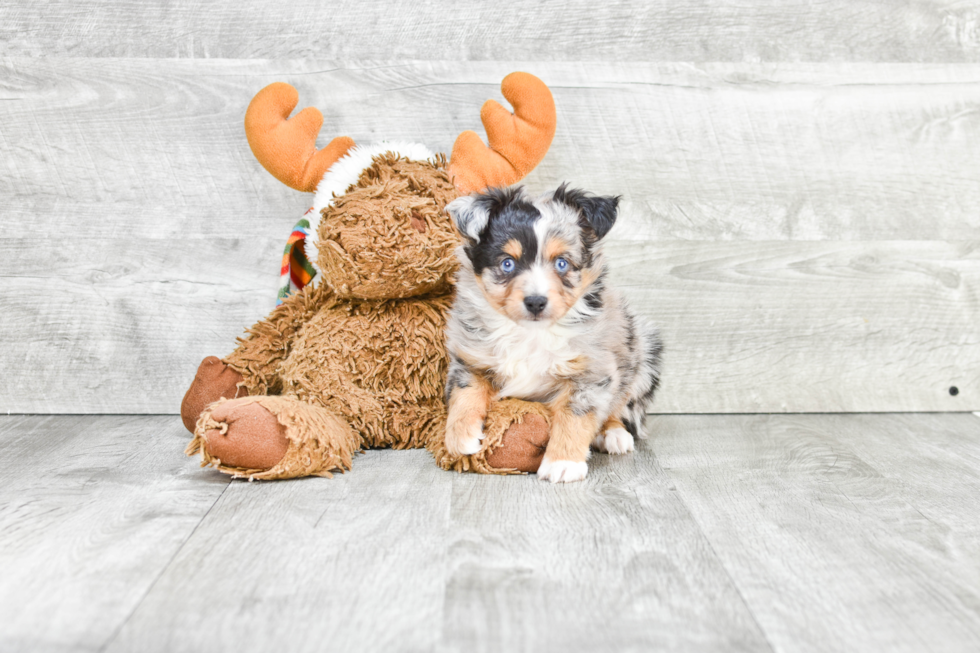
[442,449,771,652]
[4,60,980,241]
[3,239,975,413]
[106,443,771,652]
[2,59,978,413]
[652,412,980,653]
[104,449,455,653]
[838,413,980,544]
[0,415,229,653]
[2,1,979,61]
[0,237,280,415]
[6,413,980,652]
[609,240,980,413]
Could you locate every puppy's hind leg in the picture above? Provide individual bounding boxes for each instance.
[631,324,664,438]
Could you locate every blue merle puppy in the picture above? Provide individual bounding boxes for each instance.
[443,184,662,483]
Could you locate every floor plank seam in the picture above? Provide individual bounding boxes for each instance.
[658,457,778,652]
[96,479,232,652]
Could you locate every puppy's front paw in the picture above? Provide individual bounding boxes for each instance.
[445,418,485,456]
[537,456,588,483]
[596,427,634,455]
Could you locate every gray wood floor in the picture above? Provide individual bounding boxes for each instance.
[2,413,979,652]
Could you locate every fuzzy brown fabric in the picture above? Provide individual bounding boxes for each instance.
[279,293,454,450]
[317,154,460,300]
[224,282,336,396]
[188,153,551,479]
[226,154,459,455]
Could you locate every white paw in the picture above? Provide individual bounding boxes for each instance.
[598,427,634,455]
[447,420,485,456]
[537,457,588,483]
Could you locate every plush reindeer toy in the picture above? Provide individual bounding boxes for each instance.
[180,72,558,479]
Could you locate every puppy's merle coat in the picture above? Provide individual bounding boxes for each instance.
[444,185,662,483]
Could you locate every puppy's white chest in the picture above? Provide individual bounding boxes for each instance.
[491,326,577,401]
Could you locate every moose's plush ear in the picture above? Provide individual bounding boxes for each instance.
[446,195,491,242]
[553,183,620,241]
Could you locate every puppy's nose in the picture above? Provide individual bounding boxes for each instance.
[523,295,548,315]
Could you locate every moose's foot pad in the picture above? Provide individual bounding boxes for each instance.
[180,356,246,433]
[200,398,289,471]
[486,413,550,473]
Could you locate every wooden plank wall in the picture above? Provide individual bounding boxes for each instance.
[0,2,978,414]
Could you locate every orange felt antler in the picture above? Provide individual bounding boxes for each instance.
[449,72,557,195]
[244,82,356,193]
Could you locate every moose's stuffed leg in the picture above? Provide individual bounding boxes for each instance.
[484,402,551,473]
[187,395,360,480]
[180,356,246,432]
[179,283,335,433]
[429,398,551,474]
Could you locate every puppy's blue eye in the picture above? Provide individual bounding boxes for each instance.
[500,258,515,273]
[555,257,569,273]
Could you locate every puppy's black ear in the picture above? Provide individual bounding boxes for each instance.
[446,194,491,242]
[554,183,620,241]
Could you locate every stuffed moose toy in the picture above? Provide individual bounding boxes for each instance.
[180,72,559,479]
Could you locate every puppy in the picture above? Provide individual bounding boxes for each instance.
[443,184,662,483]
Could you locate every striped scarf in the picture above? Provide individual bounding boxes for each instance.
[277,208,318,305]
